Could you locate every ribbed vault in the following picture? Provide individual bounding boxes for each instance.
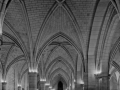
[1,0,120,90]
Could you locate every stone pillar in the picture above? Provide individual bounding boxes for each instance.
[95,74,110,90]
[75,84,79,90]
[40,81,45,90]
[94,75,100,90]
[83,72,88,90]
[74,82,77,90]
[2,82,7,90]
[81,84,84,90]
[100,76,109,90]
[75,83,84,90]
[45,86,49,90]
[29,72,37,90]
[18,86,22,90]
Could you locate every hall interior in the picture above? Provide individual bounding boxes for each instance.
[0,0,120,90]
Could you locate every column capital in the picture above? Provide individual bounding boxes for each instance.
[28,62,38,73]
[97,73,110,90]
[40,81,46,84]
[94,73,110,79]
[2,82,7,84]
[1,79,7,84]
[28,72,38,74]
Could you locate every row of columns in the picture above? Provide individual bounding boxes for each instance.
[27,72,52,90]
[75,72,110,90]
[1,81,22,90]
[1,72,84,90]
[1,83,52,90]
[1,73,85,90]
[1,73,110,90]
[1,72,38,90]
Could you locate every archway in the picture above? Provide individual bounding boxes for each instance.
[58,81,63,90]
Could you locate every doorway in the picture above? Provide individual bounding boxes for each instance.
[58,81,63,90]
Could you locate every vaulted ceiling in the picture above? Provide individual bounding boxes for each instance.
[0,0,120,89]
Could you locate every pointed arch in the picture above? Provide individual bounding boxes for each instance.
[34,1,84,58]
[48,68,70,84]
[20,68,28,82]
[6,55,25,74]
[36,32,85,70]
[45,56,74,75]
[52,74,67,88]
[4,20,29,62]
[44,45,74,70]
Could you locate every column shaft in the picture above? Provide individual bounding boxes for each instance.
[75,84,84,90]
[29,72,37,90]
[18,86,22,90]
[84,72,88,90]
[94,75,100,90]
[100,76,109,90]
[45,86,49,90]
[2,82,6,90]
[40,81,45,90]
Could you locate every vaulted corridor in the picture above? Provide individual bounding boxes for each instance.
[0,0,120,90]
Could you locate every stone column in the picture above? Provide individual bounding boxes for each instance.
[83,72,88,90]
[75,84,78,90]
[2,82,6,90]
[18,86,22,90]
[40,81,45,90]
[29,72,37,90]
[94,75,100,90]
[100,76,110,90]
[74,82,77,90]
[45,86,49,90]
[75,83,84,90]
[95,74,110,90]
